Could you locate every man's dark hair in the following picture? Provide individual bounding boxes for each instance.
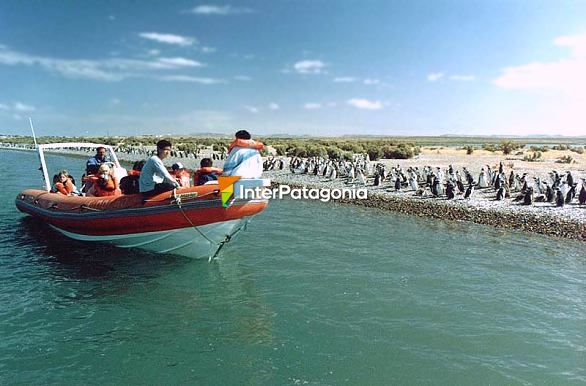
[200,158,213,167]
[96,146,106,153]
[156,139,172,150]
[133,160,146,171]
[235,130,251,140]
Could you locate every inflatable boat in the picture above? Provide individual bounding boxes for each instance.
[15,143,269,259]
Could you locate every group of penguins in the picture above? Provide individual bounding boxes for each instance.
[268,155,586,207]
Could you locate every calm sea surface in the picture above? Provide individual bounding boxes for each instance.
[0,150,584,385]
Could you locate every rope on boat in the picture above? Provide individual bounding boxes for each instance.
[171,189,219,260]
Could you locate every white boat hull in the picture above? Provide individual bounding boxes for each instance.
[51,218,249,259]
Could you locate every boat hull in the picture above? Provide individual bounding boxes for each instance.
[51,218,249,258]
[16,180,269,258]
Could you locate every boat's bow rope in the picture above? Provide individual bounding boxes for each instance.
[171,189,219,258]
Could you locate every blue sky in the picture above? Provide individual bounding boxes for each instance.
[1,0,585,137]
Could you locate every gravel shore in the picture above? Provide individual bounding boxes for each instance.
[263,166,585,242]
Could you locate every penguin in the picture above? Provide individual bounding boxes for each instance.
[496,186,505,201]
[555,189,565,207]
[432,178,442,197]
[523,187,534,205]
[373,173,380,187]
[464,184,474,199]
[565,184,577,204]
[545,183,554,203]
[578,181,586,205]
[394,175,401,191]
[566,171,574,187]
[446,180,455,199]
[456,179,465,193]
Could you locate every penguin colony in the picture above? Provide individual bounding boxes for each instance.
[263,154,586,241]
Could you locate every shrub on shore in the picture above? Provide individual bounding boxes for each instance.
[523,152,542,162]
[556,155,574,164]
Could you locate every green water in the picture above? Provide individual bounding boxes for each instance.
[0,150,584,385]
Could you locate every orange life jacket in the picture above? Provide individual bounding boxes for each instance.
[127,169,141,177]
[53,178,75,195]
[171,170,192,187]
[88,175,120,197]
[194,167,223,186]
[228,139,264,154]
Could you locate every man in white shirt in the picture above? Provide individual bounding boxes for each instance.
[139,139,180,195]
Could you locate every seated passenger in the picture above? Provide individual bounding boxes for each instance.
[88,164,121,197]
[194,158,222,186]
[51,170,79,196]
[119,160,145,195]
[86,146,110,175]
[222,130,263,178]
[139,139,179,196]
[171,162,192,188]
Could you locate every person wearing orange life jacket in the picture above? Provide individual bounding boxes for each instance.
[170,162,192,187]
[52,170,79,196]
[194,158,223,186]
[222,130,264,178]
[119,160,145,195]
[88,164,121,197]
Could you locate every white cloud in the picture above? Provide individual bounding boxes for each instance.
[201,46,216,53]
[493,32,586,91]
[244,105,259,113]
[269,103,280,110]
[304,103,322,110]
[293,60,326,74]
[427,72,444,82]
[0,46,212,82]
[333,77,357,82]
[450,75,476,81]
[363,78,380,85]
[554,33,586,58]
[109,98,121,106]
[14,102,35,112]
[347,98,383,110]
[159,75,225,84]
[147,49,160,56]
[156,57,203,68]
[491,32,586,135]
[0,101,36,113]
[139,32,196,46]
[189,5,254,15]
[234,75,251,81]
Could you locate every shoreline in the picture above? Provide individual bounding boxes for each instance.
[3,144,585,242]
[264,170,586,242]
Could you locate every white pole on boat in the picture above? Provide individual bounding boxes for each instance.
[29,117,38,148]
[29,118,51,191]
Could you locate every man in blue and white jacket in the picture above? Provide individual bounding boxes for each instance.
[222,130,263,178]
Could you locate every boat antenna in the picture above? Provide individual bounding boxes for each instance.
[29,117,38,148]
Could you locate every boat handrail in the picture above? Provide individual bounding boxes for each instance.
[37,142,121,192]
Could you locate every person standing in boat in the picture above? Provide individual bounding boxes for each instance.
[222,130,263,178]
[139,139,180,196]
